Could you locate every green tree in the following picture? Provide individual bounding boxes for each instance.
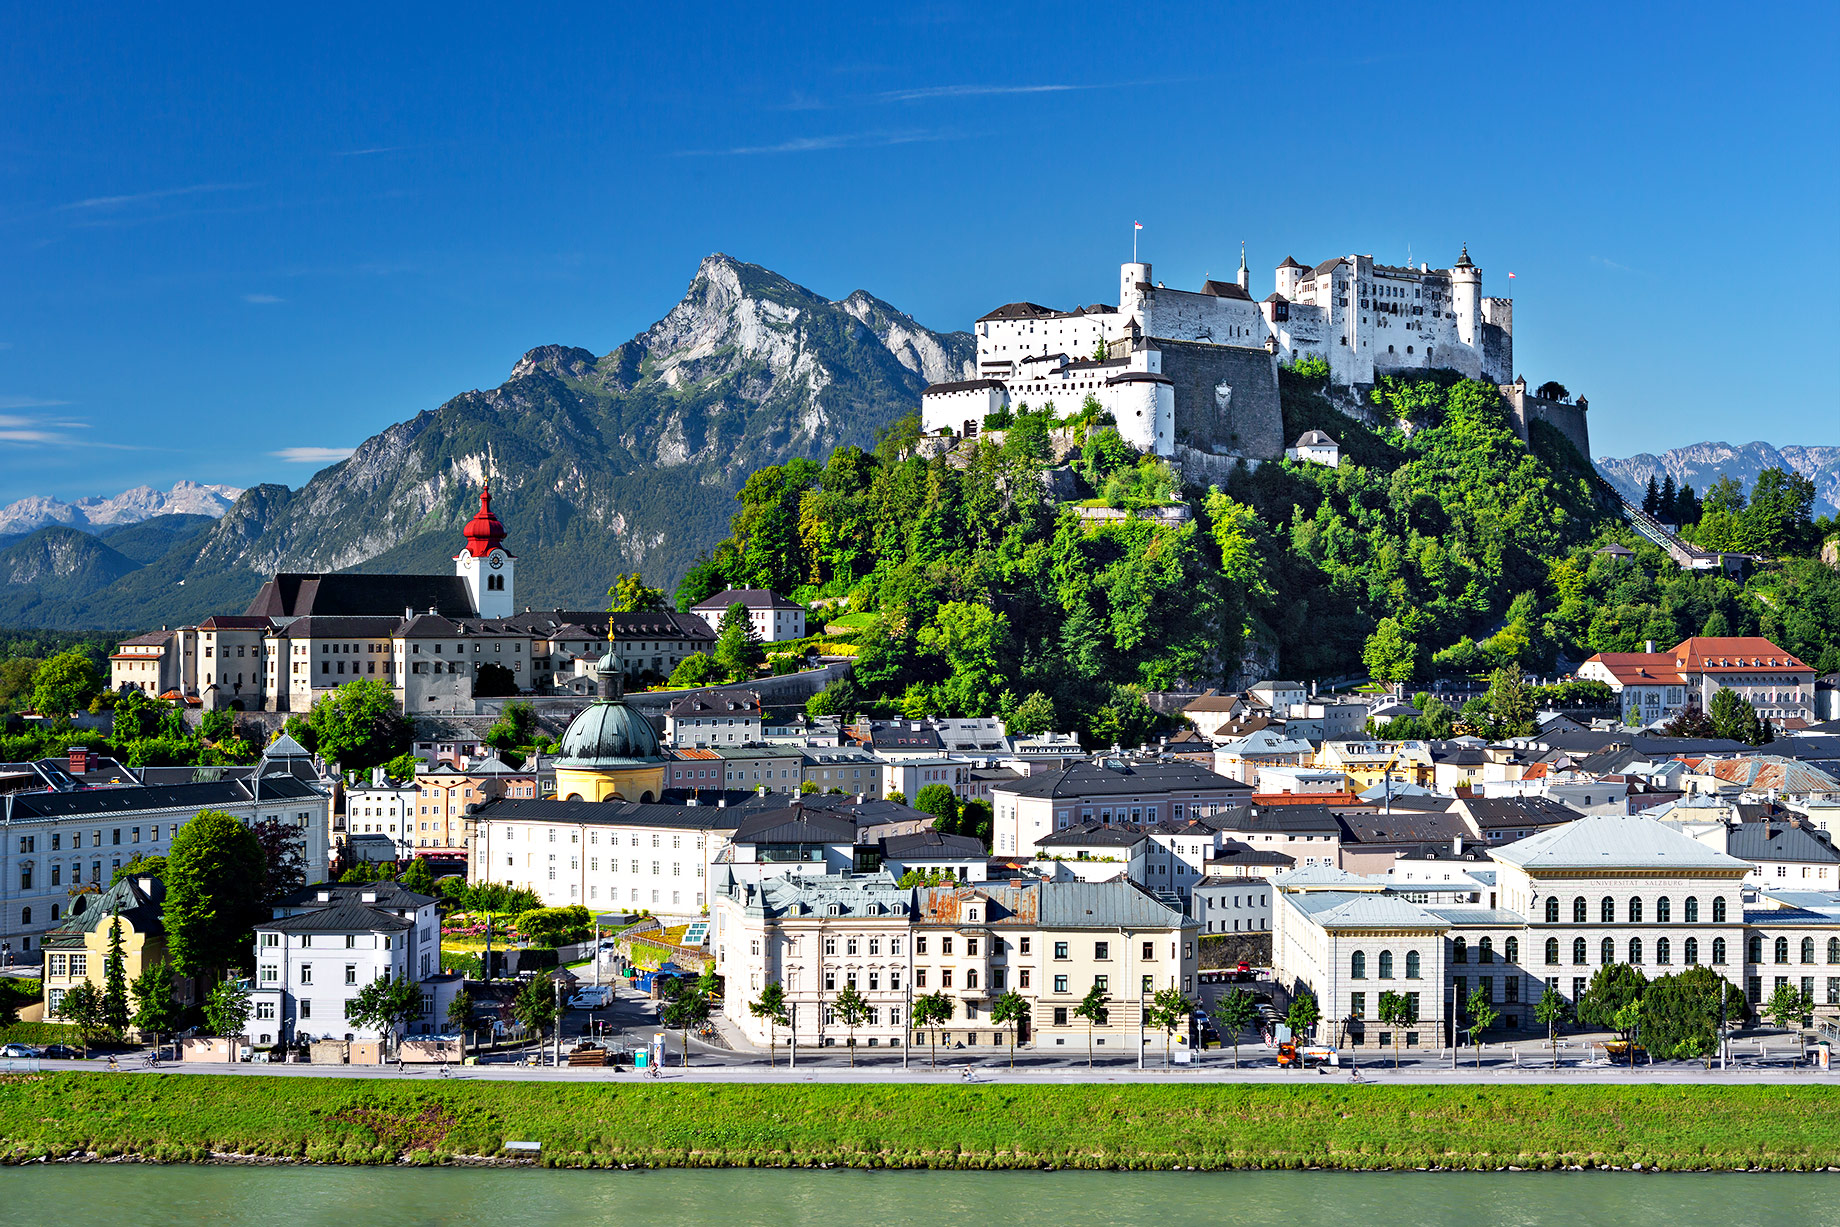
[1642,967,1743,1064]
[912,990,955,1069]
[1376,989,1417,1070]
[1576,963,1648,1045]
[307,679,413,771]
[714,603,765,683]
[668,652,724,689]
[1485,666,1537,737]
[202,977,252,1039]
[1074,982,1112,1068]
[101,909,130,1035]
[1363,617,1418,685]
[991,989,1030,1068]
[1149,986,1194,1068]
[61,980,110,1053]
[447,988,475,1055]
[1285,990,1320,1042]
[384,751,421,782]
[749,980,789,1068]
[30,649,101,717]
[250,816,306,907]
[163,809,267,980]
[1709,688,1769,745]
[344,974,424,1056]
[832,982,869,1068]
[913,783,960,833]
[398,856,436,897]
[128,958,182,1052]
[512,972,559,1053]
[1613,999,1644,1068]
[661,979,710,1068]
[1008,690,1057,737]
[484,701,537,756]
[1466,987,1499,1069]
[1764,980,1814,1035]
[609,571,666,612]
[1533,986,1570,1069]
[1212,987,1257,1069]
[916,601,1010,718]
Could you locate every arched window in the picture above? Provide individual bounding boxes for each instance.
[1479,938,1495,964]
[1748,936,1764,964]
[19,907,29,926]
[1378,950,1394,979]
[1657,897,1671,923]
[1713,937,1727,965]
[1629,937,1643,964]
[1828,938,1840,964]
[1505,938,1519,964]
[1453,937,1468,964]
[1656,937,1671,965]
[1573,938,1588,964]
[1405,951,1421,979]
[1629,898,1643,924]
[1600,937,1615,964]
[1685,937,1699,965]
[1545,897,1559,923]
[1351,950,1367,979]
[1685,897,1699,923]
[966,968,979,989]
[1573,897,1587,923]
[1713,897,1727,923]
[1601,897,1615,924]
[1775,937,1790,965]
[1803,938,1816,964]
[1545,937,1560,964]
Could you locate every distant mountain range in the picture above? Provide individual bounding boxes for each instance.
[0,481,241,540]
[0,255,973,630]
[1595,442,1840,518]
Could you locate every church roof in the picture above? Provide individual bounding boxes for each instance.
[245,573,475,620]
[554,697,667,769]
[1277,256,1303,269]
[1200,280,1253,300]
[459,485,509,559]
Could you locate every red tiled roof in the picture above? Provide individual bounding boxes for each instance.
[1670,637,1809,673]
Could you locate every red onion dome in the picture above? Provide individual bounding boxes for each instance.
[462,484,506,557]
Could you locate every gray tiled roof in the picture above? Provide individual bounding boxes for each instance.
[1491,815,1749,872]
[997,759,1248,801]
[1284,890,1447,930]
[262,903,414,933]
[1726,823,1840,865]
[1036,881,1195,930]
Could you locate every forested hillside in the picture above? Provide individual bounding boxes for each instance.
[673,362,1840,742]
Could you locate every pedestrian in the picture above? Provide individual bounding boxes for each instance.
[440,1060,451,1078]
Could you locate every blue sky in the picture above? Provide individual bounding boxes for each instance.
[2,1,1835,504]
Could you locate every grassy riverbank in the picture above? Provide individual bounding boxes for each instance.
[4,1074,1839,1170]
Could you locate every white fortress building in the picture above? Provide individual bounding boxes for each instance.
[922,244,1515,461]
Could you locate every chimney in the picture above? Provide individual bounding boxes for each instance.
[1452,834,1462,856]
[138,876,157,894]
[717,797,727,808]
[1645,639,1655,654]
[68,746,89,775]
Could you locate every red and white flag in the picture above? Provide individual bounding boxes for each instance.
[1134,221,1143,230]
[1508,272,1516,279]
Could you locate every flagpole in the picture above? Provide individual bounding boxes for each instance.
[1132,222,1137,263]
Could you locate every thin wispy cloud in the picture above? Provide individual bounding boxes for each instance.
[876,82,1087,103]
[59,182,256,212]
[270,446,355,464]
[1590,255,1639,274]
[243,293,285,304]
[679,129,962,157]
[333,145,411,158]
[0,411,142,450]
[0,396,69,410]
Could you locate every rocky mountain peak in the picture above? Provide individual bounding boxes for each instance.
[510,344,599,383]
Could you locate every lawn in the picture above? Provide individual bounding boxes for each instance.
[5,1076,1840,1170]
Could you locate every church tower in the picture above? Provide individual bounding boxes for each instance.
[455,484,515,618]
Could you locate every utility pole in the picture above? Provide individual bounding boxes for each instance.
[593,920,601,991]
[553,975,563,1067]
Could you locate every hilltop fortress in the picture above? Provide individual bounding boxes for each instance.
[922,245,1586,466]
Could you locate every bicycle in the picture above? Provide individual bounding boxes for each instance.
[106,1055,120,1072]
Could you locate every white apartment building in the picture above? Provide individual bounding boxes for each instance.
[250,881,454,1047]
[343,772,421,861]
[991,758,1252,858]
[470,798,742,916]
[0,769,330,959]
[665,689,765,748]
[691,588,806,643]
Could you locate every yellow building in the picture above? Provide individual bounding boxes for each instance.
[1314,738,1435,793]
[552,656,669,803]
[42,875,181,1033]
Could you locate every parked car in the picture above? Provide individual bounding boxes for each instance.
[41,1044,85,1060]
[0,1043,41,1058]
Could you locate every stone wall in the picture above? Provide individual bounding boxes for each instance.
[1153,338,1284,461]
[1501,384,1590,463]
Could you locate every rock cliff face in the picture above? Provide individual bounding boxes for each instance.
[4,255,973,629]
[1597,442,1840,518]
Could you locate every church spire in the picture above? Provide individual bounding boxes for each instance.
[1236,241,1249,291]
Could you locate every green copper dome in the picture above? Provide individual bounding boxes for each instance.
[553,653,666,768]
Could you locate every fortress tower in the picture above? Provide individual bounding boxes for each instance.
[454,484,516,618]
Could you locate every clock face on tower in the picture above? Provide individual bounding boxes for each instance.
[489,553,504,570]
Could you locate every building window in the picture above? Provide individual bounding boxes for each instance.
[1378,950,1394,979]
[1351,950,1367,979]
[1713,897,1727,923]
[1685,937,1699,965]
[1656,897,1671,924]
[1504,938,1519,964]
[1776,937,1791,964]
[1405,950,1420,979]
[1573,938,1588,964]
[1628,937,1643,964]
[1656,938,1671,965]
[1544,898,1559,923]
[1452,938,1467,964]
[1572,897,1586,923]
[1628,898,1643,924]
[1600,897,1614,924]
[1545,938,1560,965]
[1479,938,1494,965]
[1601,938,1615,965]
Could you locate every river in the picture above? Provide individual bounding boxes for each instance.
[5,1167,1839,1226]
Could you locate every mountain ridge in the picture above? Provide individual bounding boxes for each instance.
[0,254,973,630]
[1596,441,1840,517]
[0,480,242,538]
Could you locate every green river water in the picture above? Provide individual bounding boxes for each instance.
[3,1167,1838,1226]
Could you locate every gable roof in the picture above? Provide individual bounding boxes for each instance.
[1670,637,1810,674]
[46,874,166,938]
[262,903,414,933]
[1726,822,1840,865]
[246,573,475,620]
[692,588,802,613]
[996,759,1248,800]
